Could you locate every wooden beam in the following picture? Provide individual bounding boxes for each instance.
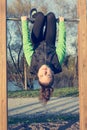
[0,0,7,130]
[77,0,87,129]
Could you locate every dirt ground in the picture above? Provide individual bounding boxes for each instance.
[8,121,79,130]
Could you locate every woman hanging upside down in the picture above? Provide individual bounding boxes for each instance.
[21,9,66,104]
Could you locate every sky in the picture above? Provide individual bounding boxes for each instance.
[7,0,14,5]
[7,0,77,7]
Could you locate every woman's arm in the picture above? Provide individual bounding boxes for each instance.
[56,17,66,65]
[21,16,34,66]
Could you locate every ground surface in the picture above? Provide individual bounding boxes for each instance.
[8,97,80,130]
[8,121,79,130]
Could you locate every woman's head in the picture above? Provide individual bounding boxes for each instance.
[38,64,54,103]
[37,64,54,86]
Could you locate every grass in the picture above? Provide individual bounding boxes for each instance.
[53,87,79,97]
[8,87,79,98]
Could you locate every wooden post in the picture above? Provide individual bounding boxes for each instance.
[0,0,7,130]
[78,0,87,129]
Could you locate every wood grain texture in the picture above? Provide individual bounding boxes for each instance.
[77,0,87,129]
[0,0,7,130]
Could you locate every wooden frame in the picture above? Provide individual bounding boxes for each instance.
[0,0,7,130]
[0,0,87,129]
[78,0,87,129]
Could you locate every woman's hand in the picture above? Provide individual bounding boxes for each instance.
[21,16,28,21]
[59,16,64,22]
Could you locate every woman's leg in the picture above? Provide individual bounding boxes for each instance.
[44,12,56,46]
[31,12,45,48]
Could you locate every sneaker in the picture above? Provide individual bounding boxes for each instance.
[30,8,37,19]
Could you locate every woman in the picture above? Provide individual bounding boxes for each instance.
[21,10,66,104]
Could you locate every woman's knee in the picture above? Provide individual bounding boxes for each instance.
[46,12,56,20]
[36,12,45,19]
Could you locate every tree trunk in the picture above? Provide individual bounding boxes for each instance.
[24,60,28,90]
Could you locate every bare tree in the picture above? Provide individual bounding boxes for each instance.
[7,0,31,17]
[7,26,25,87]
[7,0,32,90]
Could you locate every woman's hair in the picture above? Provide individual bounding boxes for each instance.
[38,77,54,103]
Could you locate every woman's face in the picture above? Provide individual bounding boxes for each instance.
[37,64,53,85]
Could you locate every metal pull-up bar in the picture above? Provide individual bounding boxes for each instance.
[6,17,80,23]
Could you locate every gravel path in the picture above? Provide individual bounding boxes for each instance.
[8,97,79,116]
[8,97,80,130]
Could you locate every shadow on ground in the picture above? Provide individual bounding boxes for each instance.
[8,113,79,130]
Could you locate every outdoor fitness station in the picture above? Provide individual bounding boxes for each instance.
[0,0,87,129]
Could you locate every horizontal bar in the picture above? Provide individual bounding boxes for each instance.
[6,17,34,22]
[6,17,80,23]
[57,18,80,22]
